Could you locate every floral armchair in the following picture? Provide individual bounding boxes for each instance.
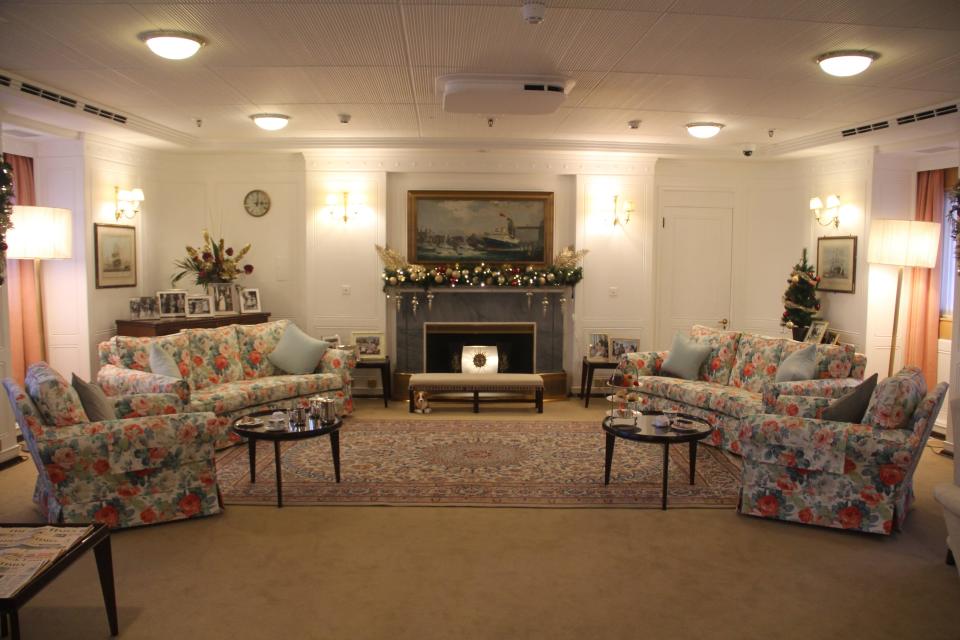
[738,367,947,535]
[4,362,222,529]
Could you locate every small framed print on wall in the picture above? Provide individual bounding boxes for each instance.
[94,224,136,289]
[817,235,857,293]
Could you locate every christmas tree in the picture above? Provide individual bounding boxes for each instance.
[781,249,820,335]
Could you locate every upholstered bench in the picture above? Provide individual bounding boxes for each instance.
[408,373,544,413]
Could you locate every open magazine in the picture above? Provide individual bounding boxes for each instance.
[0,525,94,598]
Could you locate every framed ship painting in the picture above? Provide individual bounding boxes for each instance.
[817,235,857,293]
[94,223,137,288]
[407,191,554,266]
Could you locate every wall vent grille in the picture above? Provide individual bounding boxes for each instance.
[0,75,10,87]
[83,104,128,124]
[896,104,958,125]
[20,82,77,108]
[841,121,889,137]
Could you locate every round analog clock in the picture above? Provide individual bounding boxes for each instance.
[243,189,270,217]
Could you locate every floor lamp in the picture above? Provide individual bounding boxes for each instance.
[7,206,73,361]
[867,219,941,377]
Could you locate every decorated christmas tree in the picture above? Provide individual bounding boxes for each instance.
[781,249,820,338]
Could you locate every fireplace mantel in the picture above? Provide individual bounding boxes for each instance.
[388,287,570,374]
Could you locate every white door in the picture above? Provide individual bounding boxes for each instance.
[656,206,733,348]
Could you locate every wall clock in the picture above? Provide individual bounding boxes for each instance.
[243,189,271,217]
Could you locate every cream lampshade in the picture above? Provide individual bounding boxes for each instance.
[7,206,73,260]
[461,345,499,374]
[867,219,941,376]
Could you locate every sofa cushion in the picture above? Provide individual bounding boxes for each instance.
[71,374,117,422]
[636,377,762,419]
[187,374,343,414]
[689,325,741,385]
[149,343,182,379]
[862,367,926,431]
[268,324,329,375]
[183,326,244,390]
[730,335,786,393]
[780,341,855,379]
[660,333,712,380]
[111,335,154,372]
[822,373,878,423]
[25,362,89,427]
[235,320,290,379]
[775,344,816,382]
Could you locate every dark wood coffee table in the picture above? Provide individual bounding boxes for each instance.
[231,411,343,508]
[602,412,712,510]
[0,523,117,640]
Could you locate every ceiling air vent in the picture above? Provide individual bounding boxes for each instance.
[83,104,127,125]
[0,75,10,87]
[841,121,889,137]
[439,74,575,115]
[896,104,958,125]
[20,82,77,108]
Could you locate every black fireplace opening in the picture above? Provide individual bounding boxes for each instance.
[425,331,535,373]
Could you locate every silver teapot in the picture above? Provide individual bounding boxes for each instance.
[310,396,338,424]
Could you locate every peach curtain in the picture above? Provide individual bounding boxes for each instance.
[3,153,42,384]
[904,169,944,388]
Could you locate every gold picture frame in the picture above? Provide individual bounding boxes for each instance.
[407,190,554,266]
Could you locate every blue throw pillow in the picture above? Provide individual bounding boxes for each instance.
[268,324,329,375]
[775,344,817,382]
[660,333,712,380]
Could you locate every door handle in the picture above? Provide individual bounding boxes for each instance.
[719,318,729,329]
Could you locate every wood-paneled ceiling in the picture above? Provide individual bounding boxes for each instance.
[1,0,958,155]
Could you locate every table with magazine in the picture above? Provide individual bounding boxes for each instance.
[602,387,713,510]
[0,523,117,639]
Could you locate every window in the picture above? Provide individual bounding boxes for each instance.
[941,197,955,317]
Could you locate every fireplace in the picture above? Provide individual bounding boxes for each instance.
[424,323,535,373]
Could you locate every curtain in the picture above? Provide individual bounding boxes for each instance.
[3,153,42,384]
[904,169,944,388]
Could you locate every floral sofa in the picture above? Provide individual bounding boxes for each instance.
[3,362,221,528]
[96,320,354,448]
[612,325,867,453]
[738,367,947,535]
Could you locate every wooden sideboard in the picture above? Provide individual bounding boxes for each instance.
[115,312,271,337]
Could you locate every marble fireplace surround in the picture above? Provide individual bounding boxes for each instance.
[389,288,570,374]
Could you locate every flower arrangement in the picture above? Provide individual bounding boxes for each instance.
[171,230,253,287]
[375,244,586,290]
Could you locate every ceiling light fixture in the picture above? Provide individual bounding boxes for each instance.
[816,50,879,77]
[139,30,206,60]
[250,113,290,131]
[685,122,724,139]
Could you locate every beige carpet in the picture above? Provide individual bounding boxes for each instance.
[217,419,741,508]
[1,398,959,640]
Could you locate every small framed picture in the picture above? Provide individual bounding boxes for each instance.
[94,223,137,289]
[817,235,857,294]
[186,294,214,318]
[352,332,385,360]
[321,334,341,347]
[587,333,609,360]
[239,288,262,313]
[157,290,187,317]
[804,320,830,344]
[824,330,841,345]
[209,283,237,315]
[610,337,640,358]
[128,298,141,320]
[139,296,159,319]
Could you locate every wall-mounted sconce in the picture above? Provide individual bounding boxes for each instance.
[612,194,634,227]
[115,186,144,221]
[809,194,840,228]
[324,191,362,224]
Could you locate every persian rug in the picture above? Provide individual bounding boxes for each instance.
[216,420,742,508]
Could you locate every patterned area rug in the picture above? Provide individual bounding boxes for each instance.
[216,420,742,508]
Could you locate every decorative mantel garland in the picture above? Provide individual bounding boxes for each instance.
[376,245,586,290]
[0,162,15,285]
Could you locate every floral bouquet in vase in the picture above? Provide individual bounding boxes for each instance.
[171,230,253,287]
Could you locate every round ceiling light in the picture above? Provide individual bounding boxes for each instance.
[816,50,879,77]
[685,122,724,139]
[139,31,206,60]
[250,113,291,131]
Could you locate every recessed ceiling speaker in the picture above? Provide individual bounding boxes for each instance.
[439,73,575,116]
[522,1,546,24]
